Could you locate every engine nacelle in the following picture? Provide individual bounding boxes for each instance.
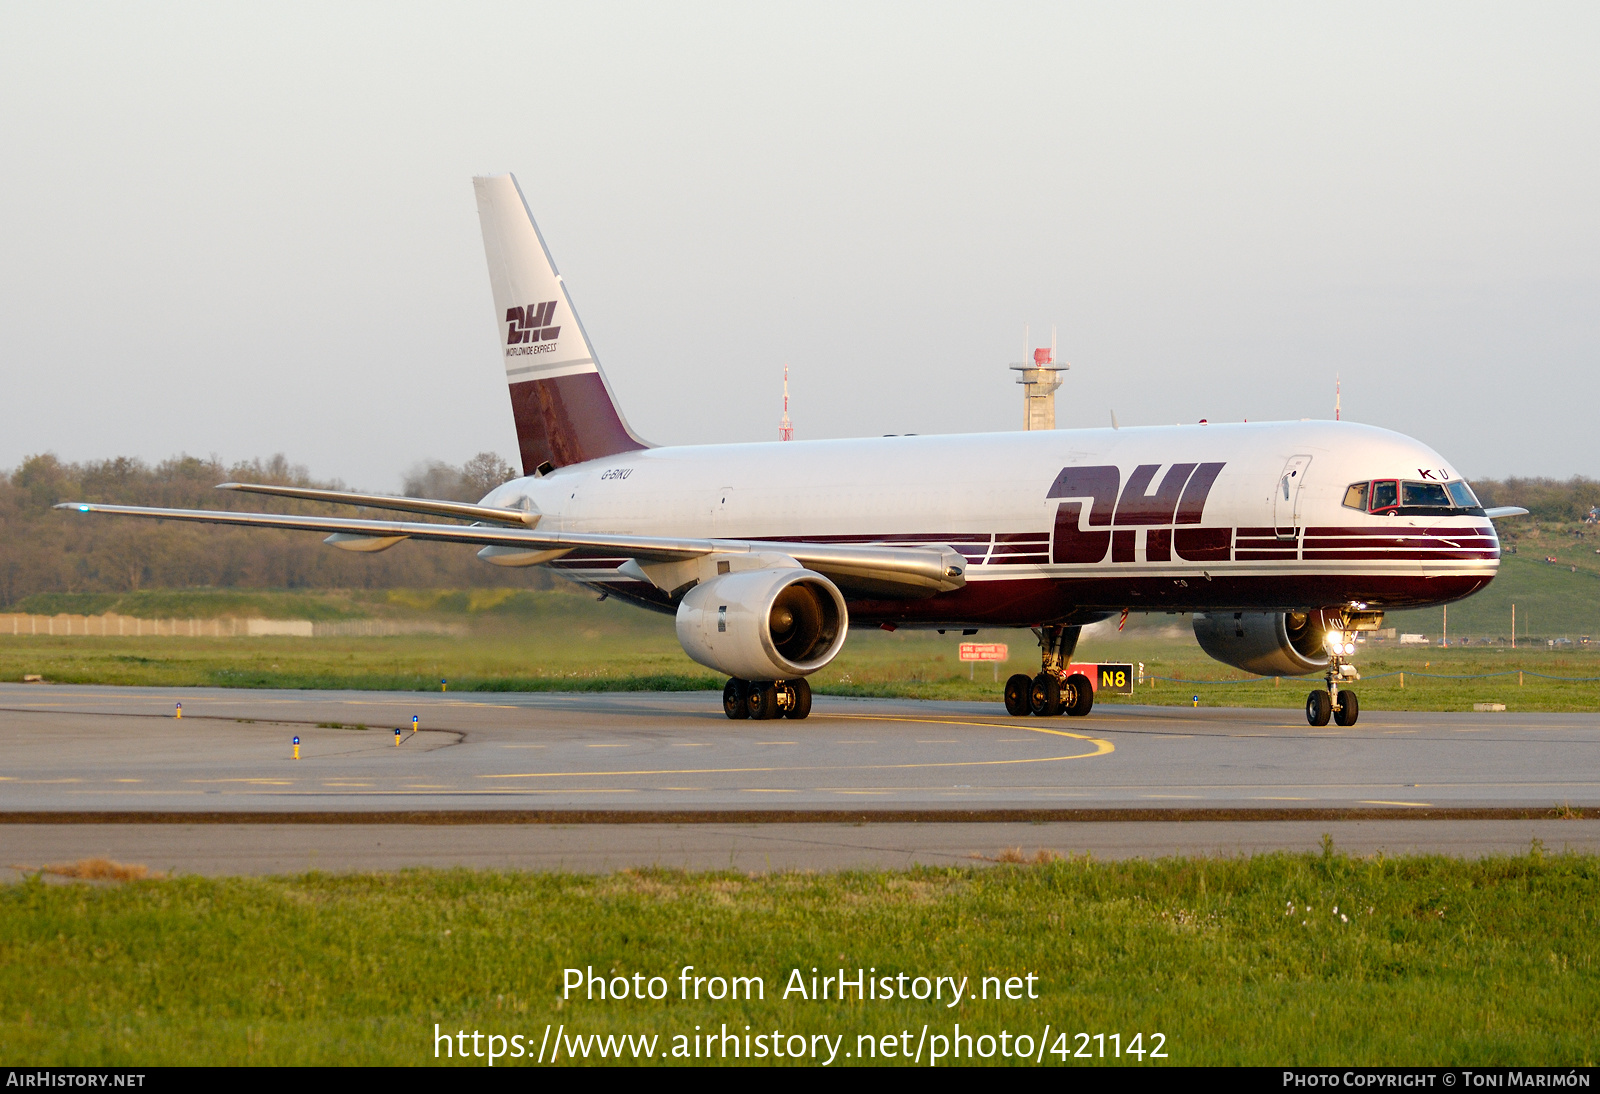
[676,568,849,680]
[1192,611,1333,677]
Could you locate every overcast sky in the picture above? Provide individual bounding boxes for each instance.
[2,3,1596,490]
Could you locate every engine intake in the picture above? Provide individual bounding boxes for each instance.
[1192,611,1333,677]
[676,568,849,680]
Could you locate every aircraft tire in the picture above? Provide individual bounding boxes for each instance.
[1306,690,1332,727]
[723,679,749,719]
[1030,673,1062,717]
[784,678,812,719]
[1064,673,1095,716]
[1334,690,1359,727]
[747,682,779,720]
[1003,674,1033,716]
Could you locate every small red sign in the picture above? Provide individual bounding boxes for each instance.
[959,643,1009,662]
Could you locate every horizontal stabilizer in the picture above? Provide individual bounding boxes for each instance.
[1484,506,1530,519]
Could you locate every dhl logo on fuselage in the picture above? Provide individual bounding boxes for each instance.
[1047,463,1229,564]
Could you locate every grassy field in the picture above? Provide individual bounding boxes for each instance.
[3,615,1599,713]
[2,849,1596,1066]
[4,574,1600,712]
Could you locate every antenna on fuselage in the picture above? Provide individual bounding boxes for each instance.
[1335,373,1341,421]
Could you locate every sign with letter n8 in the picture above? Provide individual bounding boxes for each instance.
[1067,663,1135,694]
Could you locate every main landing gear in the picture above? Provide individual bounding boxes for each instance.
[1306,653,1361,727]
[1004,624,1094,718]
[723,677,812,720]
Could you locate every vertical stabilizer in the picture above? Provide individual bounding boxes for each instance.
[473,174,648,473]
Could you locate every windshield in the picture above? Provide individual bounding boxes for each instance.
[1401,481,1451,507]
[1342,478,1482,514]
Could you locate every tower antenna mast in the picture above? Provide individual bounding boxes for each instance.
[779,364,793,441]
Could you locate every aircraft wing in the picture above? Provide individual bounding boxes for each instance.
[55,502,966,598]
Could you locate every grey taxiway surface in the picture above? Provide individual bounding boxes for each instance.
[2,684,1596,874]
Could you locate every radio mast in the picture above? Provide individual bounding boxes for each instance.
[779,364,793,441]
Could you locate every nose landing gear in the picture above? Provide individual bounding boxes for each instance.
[1306,661,1361,726]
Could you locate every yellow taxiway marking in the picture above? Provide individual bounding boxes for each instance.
[480,727,1112,780]
[830,712,1116,748]
[1359,800,1434,807]
[113,779,142,783]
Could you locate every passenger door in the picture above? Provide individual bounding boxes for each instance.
[1274,456,1312,539]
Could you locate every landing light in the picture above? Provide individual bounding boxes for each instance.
[77,505,91,512]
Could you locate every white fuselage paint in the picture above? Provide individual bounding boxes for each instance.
[481,420,1497,621]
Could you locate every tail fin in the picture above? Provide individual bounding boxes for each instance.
[473,174,648,474]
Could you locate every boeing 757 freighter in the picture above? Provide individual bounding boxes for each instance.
[61,174,1526,726]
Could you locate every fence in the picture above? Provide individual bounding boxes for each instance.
[0,614,465,638]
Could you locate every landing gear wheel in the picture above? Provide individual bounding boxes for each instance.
[723,678,749,720]
[1030,673,1062,717]
[783,678,812,719]
[1064,673,1095,717]
[747,682,779,720]
[1306,689,1332,727]
[1003,673,1033,717]
[1334,690,1359,727]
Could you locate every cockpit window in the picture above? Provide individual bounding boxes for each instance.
[1401,481,1451,507]
[1343,477,1483,515]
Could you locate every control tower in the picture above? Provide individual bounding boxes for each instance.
[1010,344,1067,431]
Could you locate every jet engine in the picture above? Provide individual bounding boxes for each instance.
[1192,611,1334,677]
[676,567,849,681]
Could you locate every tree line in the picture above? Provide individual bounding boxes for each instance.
[0,451,551,607]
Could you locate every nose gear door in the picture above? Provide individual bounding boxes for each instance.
[1274,455,1312,539]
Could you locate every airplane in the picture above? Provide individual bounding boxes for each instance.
[59,173,1528,727]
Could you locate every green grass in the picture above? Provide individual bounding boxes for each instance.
[4,627,1600,712]
[5,573,1600,712]
[2,850,1597,1065]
